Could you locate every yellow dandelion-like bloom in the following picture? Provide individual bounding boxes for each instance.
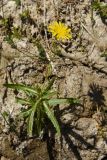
[48,21,72,41]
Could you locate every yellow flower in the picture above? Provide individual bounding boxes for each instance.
[48,21,72,41]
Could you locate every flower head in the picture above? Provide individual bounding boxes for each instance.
[48,21,72,41]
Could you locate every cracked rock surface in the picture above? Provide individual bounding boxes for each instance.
[0,0,107,160]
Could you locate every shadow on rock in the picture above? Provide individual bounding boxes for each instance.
[88,83,106,111]
[46,105,96,160]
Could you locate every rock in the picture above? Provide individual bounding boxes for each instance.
[16,141,28,155]
[1,137,24,160]
[1,156,10,160]
[62,113,78,124]
[86,137,95,147]
[24,139,50,160]
[80,149,98,160]
[76,118,99,137]
[2,1,17,16]
[0,0,107,160]
[98,155,107,160]
[96,138,107,153]
[15,38,28,49]
[92,111,105,125]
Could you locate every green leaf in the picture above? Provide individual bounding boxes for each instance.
[4,35,14,46]
[42,90,56,99]
[36,106,43,136]
[16,97,31,105]
[36,41,48,61]
[13,0,21,6]
[27,109,35,137]
[92,1,101,10]
[48,98,79,106]
[35,85,42,94]
[4,84,38,95]
[19,108,32,118]
[101,52,107,57]
[92,1,107,18]
[43,77,55,94]
[45,64,52,78]
[43,101,61,136]
[12,27,22,39]
[20,9,30,19]
[27,99,41,137]
[2,111,9,118]
[1,111,9,125]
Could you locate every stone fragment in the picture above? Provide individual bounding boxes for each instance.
[76,118,99,137]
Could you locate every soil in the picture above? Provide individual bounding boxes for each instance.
[0,0,107,160]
